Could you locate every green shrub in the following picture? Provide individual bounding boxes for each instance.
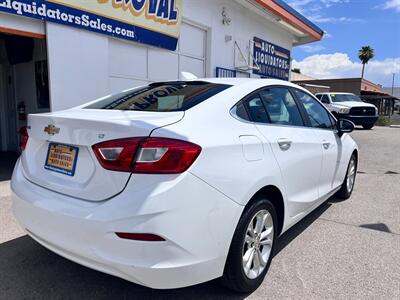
[376,116,391,126]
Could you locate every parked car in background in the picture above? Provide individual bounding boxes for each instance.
[394,100,400,112]
[12,78,358,293]
[315,92,378,129]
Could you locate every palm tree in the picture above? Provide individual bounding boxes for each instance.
[358,46,375,79]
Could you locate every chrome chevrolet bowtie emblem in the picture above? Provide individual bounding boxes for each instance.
[363,109,367,113]
[44,125,60,136]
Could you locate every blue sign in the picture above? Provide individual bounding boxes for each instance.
[253,37,291,81]
[0,0,182,51]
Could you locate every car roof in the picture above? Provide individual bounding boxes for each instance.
[316,92,355,95]
[153,77,314,97]
[178,78,313,94]
[160,77,303,87]
[198,77,298,87]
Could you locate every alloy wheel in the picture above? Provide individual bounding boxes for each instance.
[242,209,274,279]
[346,158,356,193]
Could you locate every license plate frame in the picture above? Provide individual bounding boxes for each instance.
[44,143,79,176]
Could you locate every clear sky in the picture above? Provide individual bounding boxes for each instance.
[287,0,400,87]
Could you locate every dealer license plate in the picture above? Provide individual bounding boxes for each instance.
[44,143,79,176]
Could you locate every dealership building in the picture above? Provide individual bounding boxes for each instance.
[0,0,323,155]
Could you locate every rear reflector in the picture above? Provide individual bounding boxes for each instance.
[98,147,124,161]
[19,126,29,151]
[92,137,201,174]
[115,232,165,242]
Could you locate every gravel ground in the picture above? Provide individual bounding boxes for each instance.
[0,126,399,299]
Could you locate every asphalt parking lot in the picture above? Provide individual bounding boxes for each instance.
[0,126,399,299]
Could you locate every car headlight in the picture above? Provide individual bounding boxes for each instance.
[338,107,350,114]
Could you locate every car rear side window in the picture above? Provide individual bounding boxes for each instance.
[246,94,269,123]
[233,101,251,121]
[259,87,304,126]
[85,82,231,111]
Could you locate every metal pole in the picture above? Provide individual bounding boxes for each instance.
[390,73,395,119]
[392,73,395,96]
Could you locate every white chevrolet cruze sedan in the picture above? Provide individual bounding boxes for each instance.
[11,78,358,293]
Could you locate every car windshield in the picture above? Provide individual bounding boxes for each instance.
[330,94,363,103]
[85,81,231,111]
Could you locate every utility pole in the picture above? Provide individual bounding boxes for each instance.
[392,73,395,96]
[390,73,395,119]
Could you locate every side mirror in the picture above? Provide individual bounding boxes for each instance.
[337,119,355,137]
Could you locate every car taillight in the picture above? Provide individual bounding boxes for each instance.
[19,126,29,151]
[92,137,142,172]
[133,138,202,174]
[92,137,201,174]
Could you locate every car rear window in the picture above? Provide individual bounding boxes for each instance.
[85,81,231,111]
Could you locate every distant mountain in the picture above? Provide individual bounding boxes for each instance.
[383,87,400,98]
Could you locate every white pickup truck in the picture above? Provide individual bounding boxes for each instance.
[315,92,378,129]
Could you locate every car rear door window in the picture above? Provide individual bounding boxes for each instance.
[259,87,304,126]
[329,113,337,128]
[294,89,334,130]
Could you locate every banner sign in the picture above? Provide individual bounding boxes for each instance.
[253,37,291,81]
[0,0,182,51]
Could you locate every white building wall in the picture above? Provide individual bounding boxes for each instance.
[44,0,294,111]
[46,24,109,111]
[0,13,45,35]
[183,0,293,75]
[46,20,208,111]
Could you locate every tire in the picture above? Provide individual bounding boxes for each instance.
[221,197,277,293]
[336,154,357,199]
[362,123,374,129]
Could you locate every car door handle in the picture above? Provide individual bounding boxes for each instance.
[322,140,330,149]
[277,138,292,151]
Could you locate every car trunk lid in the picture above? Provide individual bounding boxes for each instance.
[21,109,184,201]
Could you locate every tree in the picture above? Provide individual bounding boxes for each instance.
[358,46,374,79]
[292,68,301,74]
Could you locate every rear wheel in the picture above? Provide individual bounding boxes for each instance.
[221,198,277,293]
[336,154,357,199]
[362,123,374,129]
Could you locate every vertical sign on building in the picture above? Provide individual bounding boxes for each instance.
[253,37,291,81]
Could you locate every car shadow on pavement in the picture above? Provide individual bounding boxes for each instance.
[273,200,332,257]
[0,201,333,300]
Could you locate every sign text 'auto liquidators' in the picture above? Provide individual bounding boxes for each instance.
[253,36,291,81]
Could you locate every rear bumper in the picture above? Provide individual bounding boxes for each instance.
[11,159,243,289]
[338,114,378,125]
